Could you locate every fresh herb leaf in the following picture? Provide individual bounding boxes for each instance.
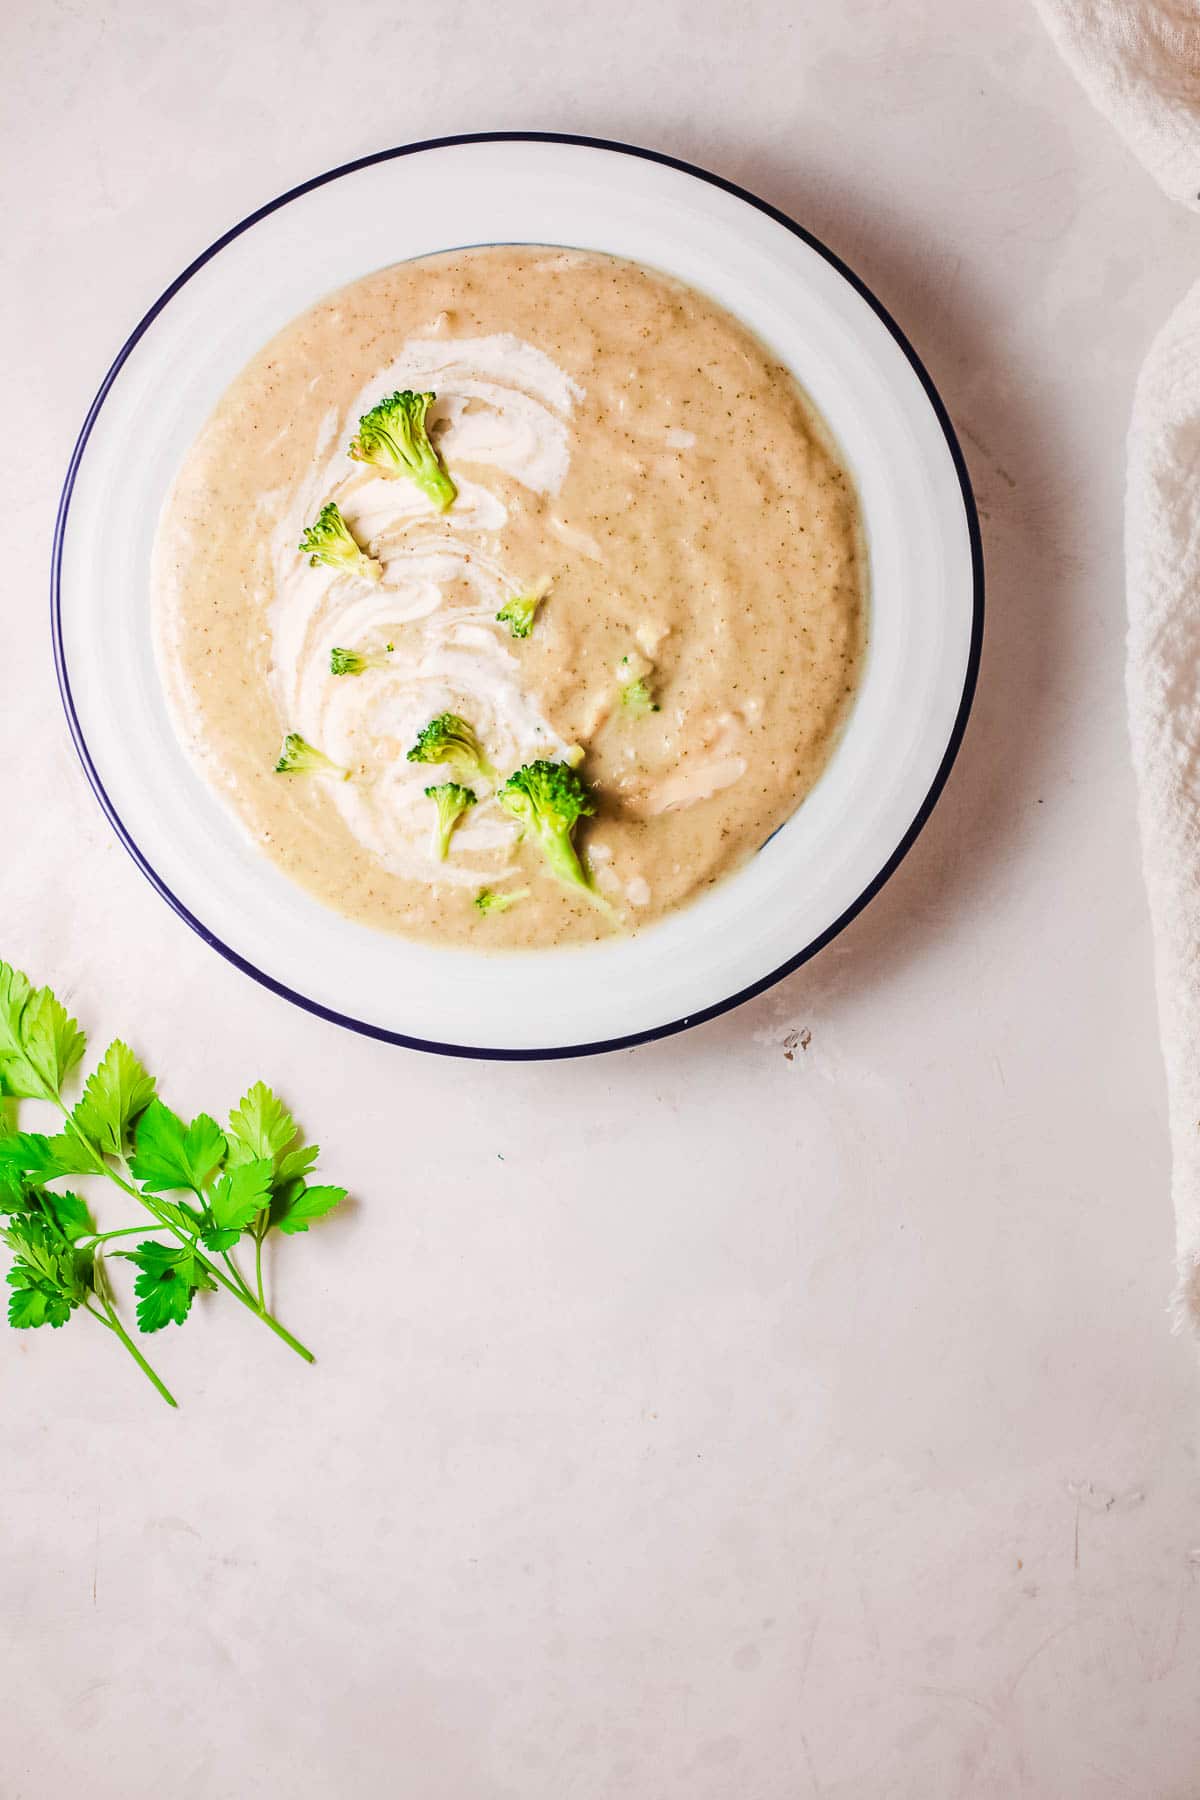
[3,1214,70,1285]
[202,1159,273,1251]
[274,1142,319,1187]
[42,1190,95,1243]
[7,1264,74,1329]
[126,1241,215,1332]
[1,1215,91,1325]
[46,1126,104,1176]
[0,963,33,1039]
[129,1100,226,1194]
[71,1039,156,1158]
[22,987,87,1097]
[0,1165,34,1213]
[0,963,86,1102]
[272,1183,347,1236]
[0,962,352,1402]
[226,1082,297,1166]
[226,1087,327,1235]
[153,1196,206,1234]
[0,1131,65,1181]
[0,1127,100,1187]
[0,964,35,1085]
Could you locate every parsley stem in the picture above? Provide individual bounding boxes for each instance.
[86,1297,178,1408]
[246,1299,315,1361]
[219,1249,256,1305]
[33,1194,174,1404]
[229,1229,309,1360]
[212,1246,311,1360]
[132,1191,314,1360]
[52,1103,315,1365]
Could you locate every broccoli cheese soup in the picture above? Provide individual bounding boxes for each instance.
[153,246,866,947]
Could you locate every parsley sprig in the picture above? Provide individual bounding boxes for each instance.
[0,961,347,1407]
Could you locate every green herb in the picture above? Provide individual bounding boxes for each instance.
[0,962,348,1408]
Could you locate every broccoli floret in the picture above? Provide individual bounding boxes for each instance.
[474,887,530,915]
[497,759,614,915]
[618,654,660,716]
[424,782,476,860]
[496,588,547,640]
[273,733,349,780]
[405,712,496,782]
[330,643,394,676]
[348,390,457,512]
[298,501,382,581]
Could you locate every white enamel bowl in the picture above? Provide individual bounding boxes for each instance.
[53,134,982,1059]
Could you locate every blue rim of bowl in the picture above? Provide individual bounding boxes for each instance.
[50,131,984,1062]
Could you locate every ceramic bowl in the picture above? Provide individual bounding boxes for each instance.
[53,134,982,1057]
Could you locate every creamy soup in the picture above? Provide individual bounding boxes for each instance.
[153,247,866,948]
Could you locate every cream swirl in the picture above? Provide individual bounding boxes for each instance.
[266,335,580,887]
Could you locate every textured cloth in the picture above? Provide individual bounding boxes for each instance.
[1032,0,1200,210]
[1128,281,1200,1326]
[1034,0,1200,1322]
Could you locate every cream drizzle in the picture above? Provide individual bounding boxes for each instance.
[263,331,721,902]
[637,714,748,815]
[265,335,580,889]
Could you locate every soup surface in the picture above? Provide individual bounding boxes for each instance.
[154,246,867,947]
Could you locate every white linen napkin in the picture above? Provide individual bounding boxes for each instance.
[1032,0,1200,210]
[1032,0,1200,1323]
[1128,282,1200,1328]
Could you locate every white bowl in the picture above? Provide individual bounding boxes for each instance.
[53,134,982,1059]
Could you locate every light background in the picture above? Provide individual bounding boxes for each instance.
[3,1,1198,1795]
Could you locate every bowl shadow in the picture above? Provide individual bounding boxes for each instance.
[619,140,1075,1053]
